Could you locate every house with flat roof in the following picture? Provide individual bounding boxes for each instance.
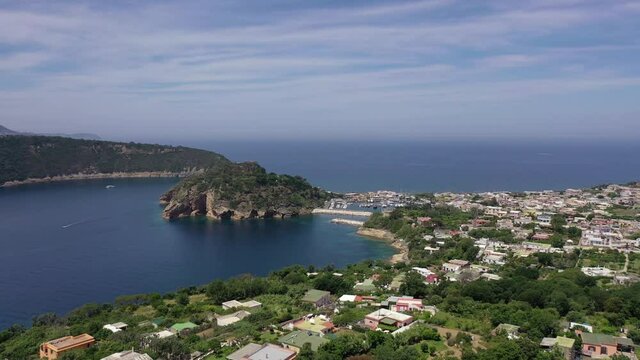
[279,330,330,352]
[217,310,251,327]
[540,336,575,360]
[148,330,175,340]
[103,322,128,333]
[39,334,95,360]
[442,259,470,273]
[391,298,424,312]
[364,309,413,330]
[227,343,263,360]
[100,350,153,360]
[222,299,262,310]
[227,343,296,360]
[338,294,358,303]
[301,289,331,308]
[293,316,334,335]
[170,321,198,334]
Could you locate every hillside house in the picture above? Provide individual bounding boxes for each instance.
[364,309,413,330]
[301,289,331,308]
[40,334,95,360]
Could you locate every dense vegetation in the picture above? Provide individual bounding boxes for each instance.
[0,136,230,185]
[5,250,640,359]
[161,162,329,218]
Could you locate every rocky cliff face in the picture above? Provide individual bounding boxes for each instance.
[160,162,328,220]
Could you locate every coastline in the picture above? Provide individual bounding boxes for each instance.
[0,170,202,187]
[356,227,409,264]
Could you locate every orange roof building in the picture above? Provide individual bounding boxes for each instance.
[39,334,95,359]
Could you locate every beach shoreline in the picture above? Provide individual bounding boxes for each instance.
[0,171,200,187]
[356,227,408,264]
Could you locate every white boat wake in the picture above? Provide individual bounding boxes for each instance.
[61,217,107,229]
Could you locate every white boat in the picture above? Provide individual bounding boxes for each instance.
[105,185,116,189]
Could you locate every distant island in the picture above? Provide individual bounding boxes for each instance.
[0,124,101,140]
[0,134,329,220]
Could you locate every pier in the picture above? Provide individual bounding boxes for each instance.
[312,208,373,217]
[330,218,365,227]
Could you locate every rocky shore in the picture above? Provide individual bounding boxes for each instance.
[356,227,409,264]
[160,188,314,220]
[0,170,203,187]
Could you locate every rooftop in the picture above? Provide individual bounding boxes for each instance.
[44,334,95,351]
[247,344,296,360]
[279,330,329,351]
[301,289,330,303]
[366,309,412,322]
[227,343,263,360]
[170,322,198,332]
[581,332,617,345]
[100,350,153,360]
[294,318,333,334]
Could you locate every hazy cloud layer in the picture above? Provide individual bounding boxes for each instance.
[0,0,639,140]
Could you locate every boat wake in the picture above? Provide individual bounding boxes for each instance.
[61,217,107,229]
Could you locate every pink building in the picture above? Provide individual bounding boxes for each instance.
[392,298,424,312]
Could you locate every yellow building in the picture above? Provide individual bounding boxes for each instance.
[39,334,95,359]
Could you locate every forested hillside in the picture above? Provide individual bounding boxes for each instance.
[0,136,230,185]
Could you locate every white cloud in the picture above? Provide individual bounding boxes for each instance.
[0,0,638,139]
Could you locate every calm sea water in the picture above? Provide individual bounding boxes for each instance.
[185,140,640,193]
[0,178,393,329]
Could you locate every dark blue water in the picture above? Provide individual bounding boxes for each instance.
[183,140,640,193]
[0,178,393,329]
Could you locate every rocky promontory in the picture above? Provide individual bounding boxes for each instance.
[161,162,329,220]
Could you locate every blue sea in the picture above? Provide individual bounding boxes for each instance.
[1,139,639,330]
[187,140,640,193]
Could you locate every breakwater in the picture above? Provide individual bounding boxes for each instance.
[312,208,373,217]
[330,218,365,226]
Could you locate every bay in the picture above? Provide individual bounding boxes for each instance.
[0,178,393,329]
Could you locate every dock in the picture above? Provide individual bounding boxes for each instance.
[330,218,365,227]
[312,208,373,217]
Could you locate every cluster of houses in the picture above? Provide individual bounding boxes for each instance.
[38,298,267,360]
[440,184,640,251]
[494,321,638,360]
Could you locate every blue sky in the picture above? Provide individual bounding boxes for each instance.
[0,0,639,141]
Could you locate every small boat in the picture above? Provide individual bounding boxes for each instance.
[105,185,116,189]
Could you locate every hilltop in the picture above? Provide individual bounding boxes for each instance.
[0,125,19,136]
[161,162,329,220]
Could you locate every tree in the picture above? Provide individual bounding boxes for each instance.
[317,333,368,359]
[567,227,582,239]
[399,272,428,298]
[176,292,189,306]
[313,273,353,294]
[298,343,315,360]
[550,235,565,249]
